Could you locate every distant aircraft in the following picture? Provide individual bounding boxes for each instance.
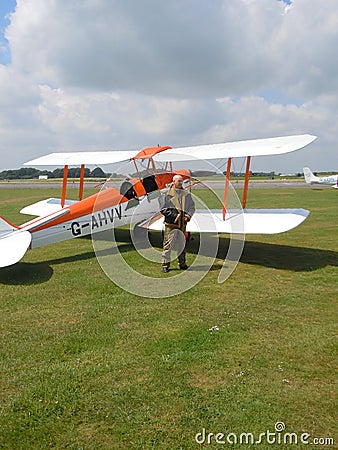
[303,167,338,188]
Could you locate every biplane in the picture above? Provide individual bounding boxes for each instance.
[0,134,317,268]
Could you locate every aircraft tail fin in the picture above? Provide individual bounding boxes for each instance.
[0,216,18,236]
[303,167,319,184]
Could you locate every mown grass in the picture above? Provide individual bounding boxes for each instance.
[0,186,337,449]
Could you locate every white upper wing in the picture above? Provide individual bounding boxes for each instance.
[24,150,139,166]
[153,134,317,162]
[23,134,317,166]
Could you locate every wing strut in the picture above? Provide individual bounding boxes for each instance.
[145,157,158,174]
[242,156,251,209]
[222,158,232,220]
[61,165,68,208]
[79,164,85,200]
[132,159,141,178]
[62,163,86,205]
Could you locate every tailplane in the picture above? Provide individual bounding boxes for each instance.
[303,167,319,184]
[0,229,32,268]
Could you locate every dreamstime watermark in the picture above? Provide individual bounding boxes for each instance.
[91,157,245,298]
[194,422,335,446]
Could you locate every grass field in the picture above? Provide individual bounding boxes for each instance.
[0,186,337,449]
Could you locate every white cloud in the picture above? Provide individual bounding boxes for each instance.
[0,0,337,171]
[4,0,298,96]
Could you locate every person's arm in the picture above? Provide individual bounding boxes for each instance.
[159,195,179,222]
[184,194,195,221]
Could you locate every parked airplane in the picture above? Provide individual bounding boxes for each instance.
[303,167,338,188]
[0,134,317,268]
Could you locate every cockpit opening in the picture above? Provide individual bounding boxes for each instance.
[120,179,137,200]
[141,175,158,194]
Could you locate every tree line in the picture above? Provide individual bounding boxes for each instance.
[0,167,117,180]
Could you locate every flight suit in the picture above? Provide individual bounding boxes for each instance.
[159,185,195,269]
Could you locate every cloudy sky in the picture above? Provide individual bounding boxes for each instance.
[0,0,337,173]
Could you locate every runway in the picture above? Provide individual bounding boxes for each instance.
[201,180,318,189]
[0,179,325,190]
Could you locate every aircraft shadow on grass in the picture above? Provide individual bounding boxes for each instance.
[0,229,337,286]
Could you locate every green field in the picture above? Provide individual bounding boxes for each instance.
[0,186,337,449]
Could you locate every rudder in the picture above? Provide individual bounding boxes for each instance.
[303,167,318,184]
[0,216,17,236]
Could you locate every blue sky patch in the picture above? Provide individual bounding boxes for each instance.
[0,0,16,65]
[259,88,302,107]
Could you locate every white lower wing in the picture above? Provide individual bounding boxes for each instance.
[20,198,77,216]
[142,209,309,234]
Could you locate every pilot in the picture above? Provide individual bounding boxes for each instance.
[159,174,195,273]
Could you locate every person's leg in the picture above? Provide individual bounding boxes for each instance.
[162,226,174,270]
[177,228,188,269]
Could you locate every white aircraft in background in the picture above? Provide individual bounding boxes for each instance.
[303,167,338,188]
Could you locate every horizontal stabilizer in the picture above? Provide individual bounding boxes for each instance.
[0,230,32,268]
[142,209,310,234]
[20,198,77,216]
